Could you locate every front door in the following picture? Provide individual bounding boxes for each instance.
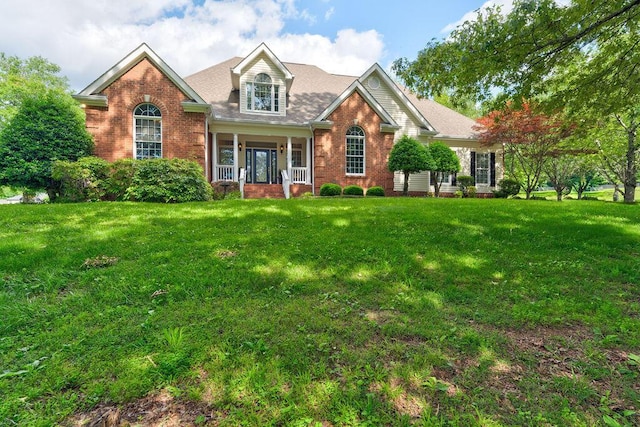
[246,148,278,184]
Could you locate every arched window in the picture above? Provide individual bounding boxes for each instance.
[246,73,279,112]
[134,103,162,159]
[346,126,365,175]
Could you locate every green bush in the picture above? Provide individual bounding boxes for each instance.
[468,186,477,198]
[126,159,213,203]
[343,185,364,196]
[456,175,475,197]
[104,158,137,201]
[320,183,342,196]
[493,178,521,198]
[366,186,385,197]
[51,156,110,202]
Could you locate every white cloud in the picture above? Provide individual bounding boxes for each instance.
[0,0,384,90]
[441,0,514,33]
[442,0,573,34]
[325,7,335,21]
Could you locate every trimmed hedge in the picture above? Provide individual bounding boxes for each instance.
[366,186,385,197]
[343,185,364,196]
[127,159,213,203]
[320,183,342,196]
[493,178,521,198]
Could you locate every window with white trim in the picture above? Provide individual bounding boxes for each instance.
[346,126,365,175]
[246,73,280,113]
[476,153,490,185]
[134,103,162,159]
[435,171,451,185]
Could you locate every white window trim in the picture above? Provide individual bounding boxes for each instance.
[246,73,280,114]
[475,152,491,186]
[133,103,162,160]
[346,126,365,176]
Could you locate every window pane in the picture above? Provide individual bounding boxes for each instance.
[476,153,490,184]
[346,126,365,174]
[292,151,302,167]
[218,147,234,165]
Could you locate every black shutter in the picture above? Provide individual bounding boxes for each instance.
[490,152,496,187]
[470,151,476,181]
[452,172,457,186]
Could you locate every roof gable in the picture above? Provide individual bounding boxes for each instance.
[314,80,399,133]
[74,43,208,110]
[359,64,435,134]
[231,43,294,93]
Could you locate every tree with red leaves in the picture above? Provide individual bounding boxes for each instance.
[475,103,574,199]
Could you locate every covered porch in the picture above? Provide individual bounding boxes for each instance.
[210,133,312,189]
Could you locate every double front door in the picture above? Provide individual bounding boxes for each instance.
[246,148,278,184]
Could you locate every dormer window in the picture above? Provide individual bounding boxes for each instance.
[246,73,279,113]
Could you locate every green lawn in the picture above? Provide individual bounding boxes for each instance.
[1,198,639,426]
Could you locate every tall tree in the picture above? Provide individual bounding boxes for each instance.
[0,53,69,131]
[428,141,461,197]
[0,90,94,199]
[475,103,573,199]
[388,135,435,196]
[393,0,640,202]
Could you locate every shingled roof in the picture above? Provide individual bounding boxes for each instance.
[184,57,478,139]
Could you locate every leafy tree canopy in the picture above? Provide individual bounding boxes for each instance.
[393,0,640,115]
[0,90,94,196]
[388,135,435,196]
[0,53,69,130]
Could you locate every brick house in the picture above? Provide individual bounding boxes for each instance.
[74,43,502,198]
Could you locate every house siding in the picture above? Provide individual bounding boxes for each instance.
[83,58,206,171]
[313,91,395,194]
[239,54,286,117]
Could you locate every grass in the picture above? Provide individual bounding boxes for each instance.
[1,198,639,426]
[0,186,21,198]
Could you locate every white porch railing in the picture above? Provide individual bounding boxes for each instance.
[216,165,234,181]
[239,168,246,199]
[281,170,291,199]
[291,167,308,184]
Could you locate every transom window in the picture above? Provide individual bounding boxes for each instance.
[246,73,280,113]
[134,103,162,159]
[476,153,490,185]
[346,126,365,175]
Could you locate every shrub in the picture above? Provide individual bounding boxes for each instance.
[320,183,342,196]
[343,185,364,196]
[51,156,110,202]
[456,175,474,197]
[467,186,477,198]
[104,158,137,201]
[366,186,385,197]
[455,190,464,198]
[493,178,521,198]
[126,159,213,203]
[300,191,315,198]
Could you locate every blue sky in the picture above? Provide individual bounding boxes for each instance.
[0,0,506,91]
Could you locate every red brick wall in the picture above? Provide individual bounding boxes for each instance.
[313,91,395,194]
[83,58,206,171]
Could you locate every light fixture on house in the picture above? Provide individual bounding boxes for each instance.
[280,144,284,154]
[238,142,242,151]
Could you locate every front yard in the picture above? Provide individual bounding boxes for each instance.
[1,198,639,426]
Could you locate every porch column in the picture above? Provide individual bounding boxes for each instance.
[287,136,292,179]
[305,137,311,185]
[233,133,239,182]
[211,132,217,182]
